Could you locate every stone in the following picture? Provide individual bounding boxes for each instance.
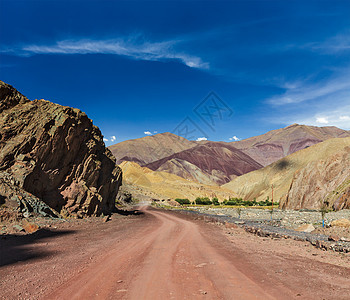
[22,220,39,233]
[13,224,24,232]
[330,219,350,228]
[295,224,315,233]
[0,81,122,217]
[103,215,110,223]
[328,235,340,242]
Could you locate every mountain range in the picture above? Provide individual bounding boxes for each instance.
[110,124,350,184]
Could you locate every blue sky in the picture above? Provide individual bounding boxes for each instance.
[1,0,350,145]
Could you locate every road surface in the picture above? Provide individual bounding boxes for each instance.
[1,206,349,299]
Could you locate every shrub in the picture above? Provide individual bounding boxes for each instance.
[175,198,191,205]
[212,197,220,205]
[195,197,212,205]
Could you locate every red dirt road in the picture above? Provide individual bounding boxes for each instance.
[1,206,349,299]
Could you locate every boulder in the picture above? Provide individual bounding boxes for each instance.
[0,81,122,217]
[331,219,350,228]
[22,219,40,233]
[295,224,315,233]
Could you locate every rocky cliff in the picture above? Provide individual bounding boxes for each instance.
[284,145,350,210]
[0,81,122,217]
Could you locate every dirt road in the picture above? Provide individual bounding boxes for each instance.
[1,206,349,299]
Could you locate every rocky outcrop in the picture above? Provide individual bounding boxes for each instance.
[0,81,122,217]
[284,146,350,210]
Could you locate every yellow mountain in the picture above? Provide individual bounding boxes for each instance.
[120,161,235,201]
[223,137,350,209]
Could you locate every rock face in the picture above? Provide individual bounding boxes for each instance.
[284,145,350,210]
[0,81,122,217]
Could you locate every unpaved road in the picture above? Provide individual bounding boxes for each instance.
[1,206,349,299]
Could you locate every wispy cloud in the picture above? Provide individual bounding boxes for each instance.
[2,36,209,69]
[144,131,152,135]
[296,107,350,130]
[303,32,350,54]
[110,136,116,142]
[267,70,350,106]
[196,137,207,141]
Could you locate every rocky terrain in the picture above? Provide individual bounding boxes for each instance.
[224,137,350,210]
[0,81,122,218]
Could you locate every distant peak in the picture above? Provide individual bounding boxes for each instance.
[285,123,300,128]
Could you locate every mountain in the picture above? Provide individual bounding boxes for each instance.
[223,137,350,210]
[109,132,197,165]
[231,123,350,166]
[145,142,263,185]
[120,161,235,202]
[0,81,122,217]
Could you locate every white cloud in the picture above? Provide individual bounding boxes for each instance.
[103,138,109,142]
[196,137,208,141]
[229,136,240,141]
[316,117,329,124]
[153,131,158,133]
[304,32,350,54]
[110,136,116,142]
[267,75,350,106]
[3,36,209,70]
[279,106,350,130]
[144,131,152,135]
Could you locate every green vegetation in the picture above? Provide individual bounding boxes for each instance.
[175,198,191,205]
[212,197,220,206]
[195,197,212,205]
[222,197,277,207]
[173,196,279,207]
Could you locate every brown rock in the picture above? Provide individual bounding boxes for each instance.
[0,81,122,217]
[103,215,110,222]
[331,219,350,228]
[295,224,315,233]
[22,219,39,233]
[328,235,340,242]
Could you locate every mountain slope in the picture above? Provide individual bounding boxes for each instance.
[0,81,122,217]
[223,137,350,210]
[120,161,235,201]
[231,124,350,166]
[145,142,262,185]
[109,132,196,165]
